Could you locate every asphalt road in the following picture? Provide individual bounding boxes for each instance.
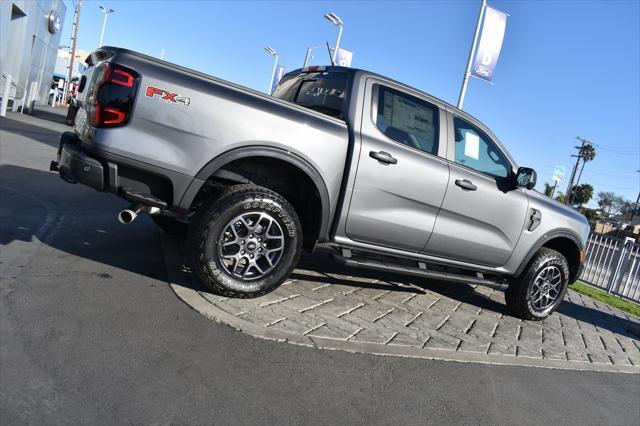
[1,108,638,425]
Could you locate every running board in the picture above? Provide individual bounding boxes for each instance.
[333,254,508,290]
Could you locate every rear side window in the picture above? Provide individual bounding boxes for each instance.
[374,85,439,156]
[453,117,510,178]
[272,72,348,119]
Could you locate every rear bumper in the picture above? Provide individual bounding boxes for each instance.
[54,133,105,191]
[51,132,188,212]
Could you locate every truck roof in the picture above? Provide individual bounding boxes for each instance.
[290,65,492,129]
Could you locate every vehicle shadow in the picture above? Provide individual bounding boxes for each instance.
[31,107,69,126]
[557,299,639,340]
[0,163,167,282]
[294,251,640,338]
[295,250,508,312]
[0,115,63,149]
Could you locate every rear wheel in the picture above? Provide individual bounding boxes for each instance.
[506,248,570,320]
[188,184,302,297]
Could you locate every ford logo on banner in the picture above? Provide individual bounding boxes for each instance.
[474,65,492,78]
[471,6,507,82]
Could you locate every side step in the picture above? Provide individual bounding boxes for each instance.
[333,252,508,290]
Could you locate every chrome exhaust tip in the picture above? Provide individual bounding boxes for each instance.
[117,204,160,224]
[118,209,138,224]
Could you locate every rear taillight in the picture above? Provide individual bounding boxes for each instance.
[110,68,135,88]
[87,63,139,128]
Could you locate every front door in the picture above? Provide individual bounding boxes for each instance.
[423,113,529,266]
[345,82,450,252]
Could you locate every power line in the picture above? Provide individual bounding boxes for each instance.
[589,142,639,154]
[583,170,638,178]
[590,142,640,151]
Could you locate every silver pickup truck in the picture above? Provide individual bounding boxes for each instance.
[52,47,589,320]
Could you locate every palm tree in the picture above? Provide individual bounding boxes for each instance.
[569,143,596,204]
[575,144,596,185]
[571,183,594,207]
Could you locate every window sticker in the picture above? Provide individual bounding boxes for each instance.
[464,131,480,160]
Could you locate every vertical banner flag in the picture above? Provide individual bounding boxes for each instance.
[270,65,287,94]
[471,6,507,82]
[335,48,353,67]
[552,165,566,183]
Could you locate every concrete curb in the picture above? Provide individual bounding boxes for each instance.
[160,232,639,374]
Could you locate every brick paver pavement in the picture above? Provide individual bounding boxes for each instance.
[165,240,640,372]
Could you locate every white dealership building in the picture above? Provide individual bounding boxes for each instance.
[0,0,66,113]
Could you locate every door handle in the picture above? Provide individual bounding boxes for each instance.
[369,150,397,165]
[455,179,477,191]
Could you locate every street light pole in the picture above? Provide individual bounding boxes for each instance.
[457,0,486,109]
[303,48,312,67]
[265,46,278,94]
[324,12,343,65]
[98,5,115,48]
[64,0,83,105]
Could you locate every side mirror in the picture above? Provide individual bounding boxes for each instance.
[515,167,537,190]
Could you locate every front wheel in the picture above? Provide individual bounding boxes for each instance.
[505,248,570,320]
[188,184,302,297]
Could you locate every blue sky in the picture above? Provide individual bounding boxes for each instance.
[60,0,640,207]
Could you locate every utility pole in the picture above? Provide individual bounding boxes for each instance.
[631,191,640,221]
[564,136,590,205]
[64,0,82,105]
[632,171,640,221]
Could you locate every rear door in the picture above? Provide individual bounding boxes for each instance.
[345,79,450,252]
[423,110,529,266]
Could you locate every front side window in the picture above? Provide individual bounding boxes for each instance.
[374,85,439,155]
[453,117,510,178]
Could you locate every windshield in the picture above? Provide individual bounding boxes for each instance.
[271,71,348,120]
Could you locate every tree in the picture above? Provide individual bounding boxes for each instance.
[579,207,598,224]
[613,197,636,220]
[543,182,555,197]
[555,192,565,203]
[568,143,596,204]
[597,191,616,216]
[570,183,594,207]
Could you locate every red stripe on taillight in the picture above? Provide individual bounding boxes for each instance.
[110,68,135,88]
[102,108,126,125]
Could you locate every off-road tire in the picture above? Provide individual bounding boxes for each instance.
[188,184,302,297]
[505,248,570,320]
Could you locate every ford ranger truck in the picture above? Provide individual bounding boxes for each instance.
[51,47,590,320]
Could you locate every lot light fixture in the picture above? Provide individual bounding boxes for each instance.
[324,12,343,66]
[98,5,115,48]
[264,46,278,94]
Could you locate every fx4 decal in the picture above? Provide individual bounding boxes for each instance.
[145,86,191,107]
